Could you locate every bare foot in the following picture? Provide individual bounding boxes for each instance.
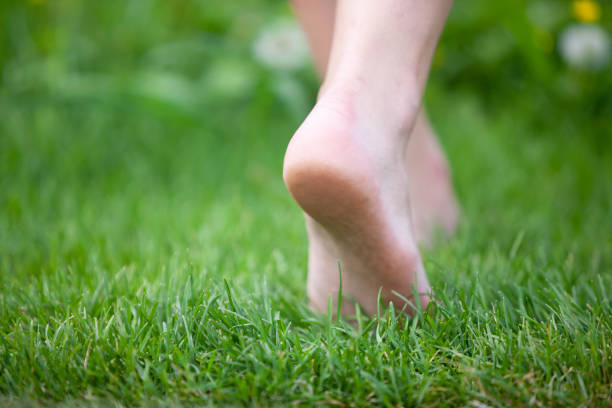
[283,88,431,317]
[406,113,460,246]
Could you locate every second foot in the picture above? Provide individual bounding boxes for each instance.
[406,112,460,246]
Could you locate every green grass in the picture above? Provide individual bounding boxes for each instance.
[1,1,612,407]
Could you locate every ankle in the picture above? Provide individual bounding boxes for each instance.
[319,75,422,136]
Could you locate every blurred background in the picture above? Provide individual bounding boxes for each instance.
[1,0,611,288]
[2,0,611,135]
[1,0,610,125]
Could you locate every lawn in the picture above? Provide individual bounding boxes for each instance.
[1,1,611,407]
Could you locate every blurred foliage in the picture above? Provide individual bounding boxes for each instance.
[0,1,289,117]
[435,0,612,144]
[0,0,610,139]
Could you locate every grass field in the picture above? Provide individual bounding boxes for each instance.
[1,1,611,407]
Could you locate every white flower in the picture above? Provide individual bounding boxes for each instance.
[252,20,309,71]
[559,24,610,70]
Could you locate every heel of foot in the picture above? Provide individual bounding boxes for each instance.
[283,116,375,228]
[284,158,373,226]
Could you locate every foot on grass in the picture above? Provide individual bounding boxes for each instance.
[283,87,431,317]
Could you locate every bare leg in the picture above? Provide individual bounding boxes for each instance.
[290,0,336,79]
[291,0,459,246]
[284,0,453,316]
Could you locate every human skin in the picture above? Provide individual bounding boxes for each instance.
[290,0,460,247]
[283,0,456,316]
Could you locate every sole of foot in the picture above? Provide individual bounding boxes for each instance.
[283,89,431,317]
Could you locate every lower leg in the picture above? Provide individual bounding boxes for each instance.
[284,0,453,316]
[291,0,459,246]
[290,0,336,79]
